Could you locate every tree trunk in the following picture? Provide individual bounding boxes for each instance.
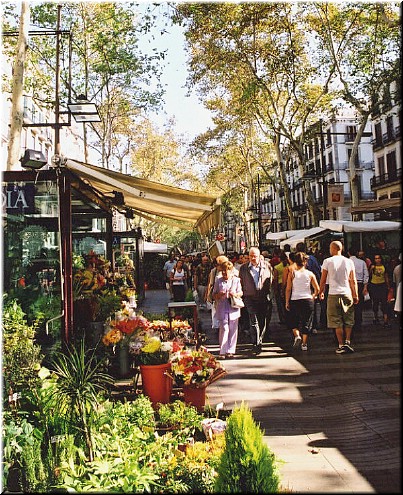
[274,140,296,229]
[349,116,369,221]
[6,2,30,171]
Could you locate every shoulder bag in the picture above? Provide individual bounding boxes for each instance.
[229,278,244,308]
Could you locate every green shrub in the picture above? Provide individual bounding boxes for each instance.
[2,412,48,492]
[157,400,204,444]
[2,298,43,402]
[215,402,280,493]
[169,435,226,493]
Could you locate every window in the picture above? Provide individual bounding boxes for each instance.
[374,123,382,146]
[347,148,360,167]
[378,156,385,177]
[386,116,394,140]
[346,125,356,142]
[326,129,332,146]
[386,151,397,179]
[328,151,334,170]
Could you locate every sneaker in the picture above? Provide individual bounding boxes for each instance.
[343,341,354,353]
[383,322,391,328]
[301,344,308,351]
[311,328,318,334]
[293,335,302,348]
[335,346,346,354]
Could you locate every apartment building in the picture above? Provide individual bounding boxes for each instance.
[259,111,376,235]
[366,80,401,220]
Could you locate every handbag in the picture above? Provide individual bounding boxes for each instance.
[229,278,244,309]
[230,295,244,309]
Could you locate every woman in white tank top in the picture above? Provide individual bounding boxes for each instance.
[285,252,320,351]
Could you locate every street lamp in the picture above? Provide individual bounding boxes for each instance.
[17,6,101,163]
[68,95,101,123]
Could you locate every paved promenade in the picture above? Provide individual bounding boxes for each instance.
[139,289,401,493]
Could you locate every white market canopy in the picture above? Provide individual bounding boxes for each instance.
[279,227,327,250]
[144,241,168,253]
[66,160,221,235]
[319,220,401,233]
[266,230,302,241]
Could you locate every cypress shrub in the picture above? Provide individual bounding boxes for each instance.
[215,402,280,493]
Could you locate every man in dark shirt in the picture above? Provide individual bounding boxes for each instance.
[194,255,212,309]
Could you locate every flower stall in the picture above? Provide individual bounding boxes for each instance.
[102,311,226,409]
[3,164,220,347]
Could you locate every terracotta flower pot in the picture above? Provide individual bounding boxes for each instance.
[140,363,173,409]
[183,384,207,411]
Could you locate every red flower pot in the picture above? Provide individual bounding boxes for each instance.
[140,363,173,409]
[183,384,207,411]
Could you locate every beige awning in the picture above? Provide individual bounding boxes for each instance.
[66,160,221,235]
[350,197,401,214]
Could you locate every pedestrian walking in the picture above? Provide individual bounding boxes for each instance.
[170,259,187,302]
[368,253,391,327]
[296,242,321,332]
[393,253,401,316]
[212,260,243,359]
[347,246,369,332]
[193,255,212,309]
[163,254,176,300]
[206,255,229,331]
[319,241,359,354]
[239,246,273,355]
[273,251,289,324]
[285,252,320,351]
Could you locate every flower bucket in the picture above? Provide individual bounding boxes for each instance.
[119,344,130,378]
[140,363,173,409]
[183,384,207,412]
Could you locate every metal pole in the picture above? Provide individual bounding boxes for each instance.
[54,4,61,157]
[257,173,263,251]
[319,119,328,220]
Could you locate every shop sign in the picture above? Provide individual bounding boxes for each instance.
[2,184,35,214]
[328,184,344,207]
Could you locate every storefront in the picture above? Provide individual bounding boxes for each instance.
[2,163,220,345]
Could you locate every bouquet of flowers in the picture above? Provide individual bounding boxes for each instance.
[148,318,194,342]
[102,312,186,366]
[170,347,226,388]
[102,313,150,348]
[132,336,184,366]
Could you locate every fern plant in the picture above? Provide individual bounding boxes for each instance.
[215,402,280,493]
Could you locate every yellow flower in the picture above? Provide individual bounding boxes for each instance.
[141,336,161,354]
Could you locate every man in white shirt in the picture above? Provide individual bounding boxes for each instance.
[319,241,359,354]
[348,246,369,332]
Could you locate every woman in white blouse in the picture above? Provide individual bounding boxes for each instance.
[170,259,187,301]
[213,261,243,359]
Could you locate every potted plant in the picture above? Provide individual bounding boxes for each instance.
[102,313,185,406]
[156,400,204,446]
[170,348,227,411]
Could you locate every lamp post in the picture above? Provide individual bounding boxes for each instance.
[16,5,101,164]
[319,119,328,220]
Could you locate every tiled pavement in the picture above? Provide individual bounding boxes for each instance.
[139,289,401,493]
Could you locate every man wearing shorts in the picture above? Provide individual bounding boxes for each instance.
[319,241,359,354]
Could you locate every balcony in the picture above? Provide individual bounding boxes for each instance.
[292,203,308,212]
[370,168,402,189]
